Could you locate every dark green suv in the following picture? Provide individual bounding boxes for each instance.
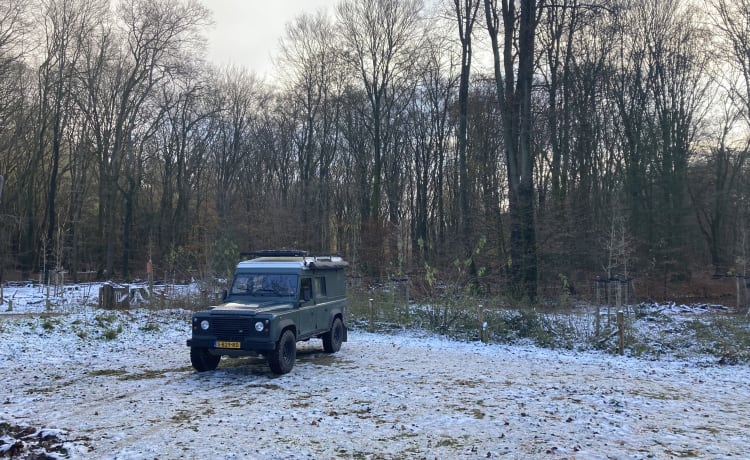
[187,250,348,374]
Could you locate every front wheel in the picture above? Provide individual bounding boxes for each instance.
[268,329,296,374]
[190,347,220,372]
[322,317,344,353]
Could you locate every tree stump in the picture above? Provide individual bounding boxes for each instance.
[99,283,129,309]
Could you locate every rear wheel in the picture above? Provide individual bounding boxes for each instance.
[268,329,296,374]
[190,347,220,372]
[322,317,344,353]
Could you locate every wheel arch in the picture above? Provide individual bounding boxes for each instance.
[276,319,297,341]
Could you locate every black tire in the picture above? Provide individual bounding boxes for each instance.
[322,317,344,353]
[268,329,296,374]
[190,347,220,372]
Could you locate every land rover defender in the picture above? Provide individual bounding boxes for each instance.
[187,250,348,374]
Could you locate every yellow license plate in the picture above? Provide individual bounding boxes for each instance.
[215,341,240,349]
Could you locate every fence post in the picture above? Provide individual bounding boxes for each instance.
[617,310,624,356]
[616,279,622,310]
[737,275,741,310]
[595,279,600,306]
[147,259,153,306]
[624,278,630,306]
[478,304,488,343]
[368,298,374,333]
[594,279,601,338]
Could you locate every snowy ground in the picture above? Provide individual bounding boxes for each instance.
[1,283,749,459]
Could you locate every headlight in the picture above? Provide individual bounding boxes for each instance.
[200,320,210,330]
[254,321,265,332]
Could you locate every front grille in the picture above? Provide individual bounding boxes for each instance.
[211,318,254,339]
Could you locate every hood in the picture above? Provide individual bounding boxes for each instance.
[208,300,294,315]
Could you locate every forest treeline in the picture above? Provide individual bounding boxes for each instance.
[0,0,748,302]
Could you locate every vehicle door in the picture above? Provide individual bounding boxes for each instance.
[297,276,316,337]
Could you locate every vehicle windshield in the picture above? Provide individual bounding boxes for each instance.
[230,273,298,297]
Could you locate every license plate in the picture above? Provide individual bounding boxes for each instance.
[215,341,240,349]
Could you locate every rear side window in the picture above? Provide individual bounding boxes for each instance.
[315,276,327,297]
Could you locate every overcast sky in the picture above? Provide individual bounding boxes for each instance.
[204,0,334,78]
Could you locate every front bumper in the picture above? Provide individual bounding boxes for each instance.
[187,336,276,351]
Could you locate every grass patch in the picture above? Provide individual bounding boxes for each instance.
[684,316,750,364]
[471,408,486,419]
[89,369,127,377]
[435,436,460,447]
[140,322,160,332]
[101,325,122,340]
[348,287,750,362]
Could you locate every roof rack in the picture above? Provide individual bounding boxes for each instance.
[304,256,348,270]
[238,250,348,270]
[240,249,308,259]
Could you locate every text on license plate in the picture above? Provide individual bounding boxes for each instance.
[214,341,240,349]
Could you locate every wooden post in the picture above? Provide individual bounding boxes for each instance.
[404,278,410,324]
[595,279,601,338]
[624,278,630,306]
[147,259,153,306]
[606,280,612,328]
[737,275,741,310]
[617,310,624,356]
[478,304,488,343]
[616,279,622,310]
[368,298,374,333]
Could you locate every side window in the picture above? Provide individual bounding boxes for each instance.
[300,277,313,301]
[315,276,327,297]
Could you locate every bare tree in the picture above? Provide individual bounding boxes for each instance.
[701,0,750,276]
[88,0,209,277]
[278,11,346,252]
[688,110,748,276]
[37,0,107,282]
[0,0,34,277]
[452,0,481,278]
[0,0,29,120]
[408,30,459,262]
[208,66,260,227]
[537,0,583,208]
[484,0,542,301]
[712,0,750,121]
[337,0,424,274]
[611,0,711,287]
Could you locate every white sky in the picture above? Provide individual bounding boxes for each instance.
[203,0,334,78]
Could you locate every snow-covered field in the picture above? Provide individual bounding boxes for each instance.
[1,283,748,459]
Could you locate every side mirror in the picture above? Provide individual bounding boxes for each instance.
[222,289,228,301]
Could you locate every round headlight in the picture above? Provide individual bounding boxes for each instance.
[254,321,265,332]
[200,320,210,330]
